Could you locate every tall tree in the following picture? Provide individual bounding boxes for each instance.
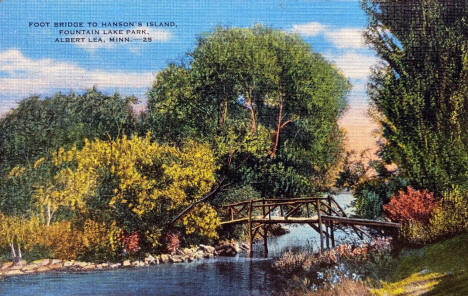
[146,26,350,198]
[362,0,468,194]
[0,88,137,215]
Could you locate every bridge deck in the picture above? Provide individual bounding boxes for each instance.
[220,215,400,228]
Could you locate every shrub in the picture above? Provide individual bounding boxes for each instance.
[39,221,84,260]
[383,187,436,224]
[354,177,408,219]
[401,188,468,244]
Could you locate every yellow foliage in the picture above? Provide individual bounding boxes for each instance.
[30,134,218,247]
[82,219,121,253]
[183,204,220,238]
[35,221,84,260]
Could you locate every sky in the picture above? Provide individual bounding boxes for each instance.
[0,0,380,153]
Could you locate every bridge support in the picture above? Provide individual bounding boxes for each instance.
[263,226,268,258]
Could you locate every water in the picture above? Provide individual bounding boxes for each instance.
[0,193,357,296]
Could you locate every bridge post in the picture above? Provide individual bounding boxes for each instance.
[327,196,335,248]
[316,199,324,254]
[263,227,268,258]
[248,200,253,258]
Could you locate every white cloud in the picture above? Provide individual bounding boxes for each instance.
[291,22,365,49]
[291,22,326,37]
[326,52,378,79]
[324,28,365,49]
[0,49,155,99]
[76,27,172,52]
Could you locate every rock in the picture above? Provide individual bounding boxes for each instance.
[110,263,121,269]
[215,245,237,257]
[1,262,13,270]
[74,261,89,268]
[9,264,24,270]
[36,266,51,273]
[144,254,156,264]
[122,260,132,267]
[48,263,63,270]
[5,269,24,276]
[50,259,62,265]
[160,254,170,263]
[63,260,75,268]
[170,255,184,263]
[31,259,51,266]
[131,260,144,267]
[21,264,38,272]
[16,259,27,266]
[81,264,96,271]
[198,244,215,254]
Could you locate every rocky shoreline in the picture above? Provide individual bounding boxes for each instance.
[0,242,246,279]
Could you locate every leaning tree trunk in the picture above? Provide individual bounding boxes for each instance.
[9,242,17,263]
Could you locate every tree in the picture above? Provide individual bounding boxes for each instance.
[146,26,350,198]
[30,135,219,249]
[362,0,468,195]
[0,88,137,215]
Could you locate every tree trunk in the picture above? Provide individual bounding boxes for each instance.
[245,89,256,133]
[269,99,283,157]
[9,242,17,263]
[218,98,228,132]
[46,204,52,227]
[17,242,22,261]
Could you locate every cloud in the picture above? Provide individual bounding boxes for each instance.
[0,49,155,111]
[324,28,365,49]
[291,22,326,37]
[75,27,172,52]
[325,52,378,80]
[291,22,365,49]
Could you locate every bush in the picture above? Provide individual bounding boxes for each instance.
[383,187,437,224]
[401,188,468,244]
[354,177,408,219]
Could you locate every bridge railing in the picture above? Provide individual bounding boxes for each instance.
[219,197,335,222]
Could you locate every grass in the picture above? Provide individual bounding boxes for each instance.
[372,232,468,296]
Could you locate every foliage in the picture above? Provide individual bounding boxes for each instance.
[29,134,218,251]
[145,25,350,198]
[353,176,408,219]
[120,231,141,254]
[362,0,468,194]
[401,188,468,245]
[273,238,393,293]
[81,219,122,260]
[37,221,84,260]
[0,89,137,215]
[383,187,437,224]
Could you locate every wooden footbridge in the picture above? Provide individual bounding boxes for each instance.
[219,196,400,257]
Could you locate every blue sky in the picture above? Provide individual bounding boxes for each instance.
[0,0,379,151]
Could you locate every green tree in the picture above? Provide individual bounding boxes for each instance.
[146,26,350,198]
[0,88,137,215]
[362,0,468,194]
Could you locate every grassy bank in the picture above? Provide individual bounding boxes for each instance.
[275,233,468,296]
[373,232,468,296]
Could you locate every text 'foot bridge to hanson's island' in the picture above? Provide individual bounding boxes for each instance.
[218,196,400,257]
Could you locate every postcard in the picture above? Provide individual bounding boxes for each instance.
[0,1,466,295]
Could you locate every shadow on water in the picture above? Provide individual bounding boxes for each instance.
[0,193,358,296]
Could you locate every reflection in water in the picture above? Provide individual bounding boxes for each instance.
[0,193,357,296]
